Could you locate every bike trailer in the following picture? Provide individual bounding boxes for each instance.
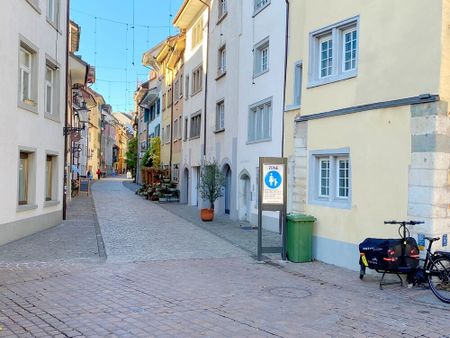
[359,237,420,271]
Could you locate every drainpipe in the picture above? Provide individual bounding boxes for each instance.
[63,0,70,220]
[199,0,210,157]
[281,0,290,158]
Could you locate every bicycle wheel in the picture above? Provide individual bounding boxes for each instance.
[427,257,450,303]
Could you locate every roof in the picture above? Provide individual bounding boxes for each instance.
[173,0,210,30]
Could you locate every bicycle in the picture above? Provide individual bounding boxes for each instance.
[359,220,450,304]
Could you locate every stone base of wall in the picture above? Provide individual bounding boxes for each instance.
[0,211,62,246]
[409,101,450,251]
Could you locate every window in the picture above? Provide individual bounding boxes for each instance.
[190,112,201,139]
[319,159,330,197]
[184,117,188,140]
[155,124,160,137]
[174,79,179,99]
[254,38,269,77]
[337,157,349,198]
[172,164,179,183]
[174,119,179,140]
[18,152,30,205]
[45,154,58,202]
[218,0,227,19]
[45,65,56,115]
[179,74,183,98]
[254,0,270,14]
[308,16,359,87]
[19,42,37,110]
[191,18,203,49]
[192,66,203,95]
[165,124,171,144]
[46,0,59,27]
[218,45,226,76]
[248,99,272,143]
[185,75,189,100]
[293,62,303,106]
[309,149,351,208]
[216,100,225,131]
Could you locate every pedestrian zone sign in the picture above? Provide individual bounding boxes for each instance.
[262,164,284,205]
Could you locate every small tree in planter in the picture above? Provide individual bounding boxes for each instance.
[198,159,226,221]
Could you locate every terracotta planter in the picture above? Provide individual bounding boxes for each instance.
[200,208,214,222]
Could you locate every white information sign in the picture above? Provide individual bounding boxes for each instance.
[262,164,284,204]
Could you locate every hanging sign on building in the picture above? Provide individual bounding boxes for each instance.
[262,164,284,205]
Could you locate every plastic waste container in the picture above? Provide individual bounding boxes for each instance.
[286,213,316,263]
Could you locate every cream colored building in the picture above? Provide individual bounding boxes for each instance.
[287,0,450,269]
[0,0,67,245]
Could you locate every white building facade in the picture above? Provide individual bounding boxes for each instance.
[0,0,68,245]
[174,0,209,207]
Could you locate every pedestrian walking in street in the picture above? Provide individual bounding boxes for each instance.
[96,168,101,180]
[87,170,92,180]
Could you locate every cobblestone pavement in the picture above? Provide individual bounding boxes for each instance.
[123,181,281,259]
[92,178,247,263]
[0,193,103,264]
[0,177,448,337]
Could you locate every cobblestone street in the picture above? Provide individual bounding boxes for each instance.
[0,178,449,337]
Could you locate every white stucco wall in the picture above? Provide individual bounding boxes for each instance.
[0,0,67,244]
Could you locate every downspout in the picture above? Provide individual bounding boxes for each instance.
[63,0,70,220]
[281,0,290,158]
[199,0,210,157]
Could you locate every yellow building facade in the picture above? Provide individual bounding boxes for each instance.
[286,0,450,269]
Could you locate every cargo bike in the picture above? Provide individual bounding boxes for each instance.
[359,220,450,303]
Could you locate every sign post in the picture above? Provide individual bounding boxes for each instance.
[258,157,287,261]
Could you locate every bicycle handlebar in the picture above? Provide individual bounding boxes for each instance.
[384,220,424,225]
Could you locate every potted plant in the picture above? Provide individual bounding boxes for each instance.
[198,158,226,221]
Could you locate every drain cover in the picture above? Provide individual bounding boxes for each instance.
[267,287,311,299]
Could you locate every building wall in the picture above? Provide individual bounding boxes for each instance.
[172,63,184,183]
[0,0,67,245]
[290,0,450,269]
[180,8,209,207]
[236,0,286,230]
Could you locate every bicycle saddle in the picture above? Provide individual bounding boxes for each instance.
[425,236,440,242]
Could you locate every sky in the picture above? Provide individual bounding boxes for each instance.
[70,0,183,114]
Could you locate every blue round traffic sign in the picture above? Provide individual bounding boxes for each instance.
[264,170,282,189]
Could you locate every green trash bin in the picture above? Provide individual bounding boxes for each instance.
[286,213,316,263]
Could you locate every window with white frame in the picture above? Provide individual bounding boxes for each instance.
[248,99,272,143]
[46,0,59,27]
[185,75,189,100]
[178,117,182,139]
[309,150,351,208]
[190,112,201,139]
[19,45,36,106]
[45,65,54,115]
[191,18,203,49]
[218,45,226,76]
[192,65,203,95]
[254,0,270,14]
[216,100,225,131]
[293,62,303,106]
[254,38,269,77]
[308,16,359,87]
[218,0,227,19]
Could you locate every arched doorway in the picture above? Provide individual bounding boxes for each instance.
[223,164,231,214]
[181,168,189,204]
[239,171,251,222]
